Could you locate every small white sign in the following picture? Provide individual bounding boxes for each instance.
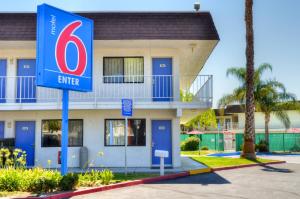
[158,126,166,130]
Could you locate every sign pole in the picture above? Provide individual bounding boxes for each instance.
[61,89,69,175]
[125,117,128,176]
[121,99,132,177]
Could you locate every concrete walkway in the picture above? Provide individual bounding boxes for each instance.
[257,154,300,164]
[68,156,207,173]
[209,151,300,164]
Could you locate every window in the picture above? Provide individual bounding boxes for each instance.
[103,57,144,83]
[41,119,83,147]
[105,119,146,146]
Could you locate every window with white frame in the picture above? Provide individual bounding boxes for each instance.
[105,119,146,146]
[103,57,144,83]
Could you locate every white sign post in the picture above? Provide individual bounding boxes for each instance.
[155,150,169,176]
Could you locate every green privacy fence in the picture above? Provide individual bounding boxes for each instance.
[181,133,300,152]
[235,133,300,152]
[181,133,224,151]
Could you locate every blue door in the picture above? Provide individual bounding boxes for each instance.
[15,121,35,166]
[0,121,4,139]
[152,58,173,101]
[152,120,172,166]
[16,59,36,103]
[0,60,7,103]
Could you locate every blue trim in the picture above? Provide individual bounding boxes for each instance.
[16,59,36,103]
[0,60,7,103]
[151,120,172,166]
[61,89,69,175]
[0,121,4,139]
[15,121,35,166]
[152,58,173,101]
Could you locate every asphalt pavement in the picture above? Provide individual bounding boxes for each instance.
[71,163,300,199]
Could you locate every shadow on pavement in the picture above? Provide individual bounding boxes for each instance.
[259,164,293,173]
[149,172,230,186]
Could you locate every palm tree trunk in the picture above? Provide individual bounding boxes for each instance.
[242,0,256,159]
[264,113,270,152]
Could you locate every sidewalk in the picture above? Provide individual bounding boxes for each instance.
[68,156,207,173]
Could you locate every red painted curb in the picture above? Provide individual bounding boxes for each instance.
[20,172,190,199]
[211,161,286,171]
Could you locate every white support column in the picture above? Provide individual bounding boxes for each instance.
[176,108,182,117]
[6,58,17,103]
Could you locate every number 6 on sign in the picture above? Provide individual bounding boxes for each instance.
[56,21,87,76]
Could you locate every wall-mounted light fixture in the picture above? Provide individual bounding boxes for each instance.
[9,58,14,65]
[194,1,200,12]
[189,43,197,53]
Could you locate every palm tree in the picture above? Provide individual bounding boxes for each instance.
[219,63,300,151]
[244,0,256,159]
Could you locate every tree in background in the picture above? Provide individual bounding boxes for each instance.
[184,109,217,131]
[219,63,300,151]
[180,90,194,102]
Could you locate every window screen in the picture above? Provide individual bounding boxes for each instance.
[105,119,146,146]
[103,57,144,83]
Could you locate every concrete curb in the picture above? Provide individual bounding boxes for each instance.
[189,167,212,175]
[17,161,286,199]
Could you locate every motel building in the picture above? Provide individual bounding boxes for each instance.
[0,11,219,168]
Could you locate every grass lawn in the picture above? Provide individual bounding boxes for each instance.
[181,150,215,156]
[113,173,159,183]
[191,156,278,168]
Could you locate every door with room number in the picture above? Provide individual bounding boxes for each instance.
[152,58,173,101]
[16,59,36,103]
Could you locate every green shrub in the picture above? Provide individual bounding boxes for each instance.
[79,170,102,187]
[201,146,209,150]
[180,142,186,151]
[59,173,79,191]
[0,167,114,193]
[100,169,114,185]
[255,140,268,152]
[183,137,200,151]
[0,168,23,191]
[0,148,27,168]
[29,169,61,193]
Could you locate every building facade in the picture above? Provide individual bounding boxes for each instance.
[0,12,219,168]
[214,105,300,132]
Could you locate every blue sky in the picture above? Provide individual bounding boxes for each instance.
[1,0,299,107]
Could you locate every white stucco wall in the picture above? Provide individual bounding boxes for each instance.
[0,109,181,168]
[237,111,300,130]
[0,47,181,103]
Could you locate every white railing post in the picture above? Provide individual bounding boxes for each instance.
[19,76,22,103]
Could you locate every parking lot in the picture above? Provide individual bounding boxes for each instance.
[72,163,300,199]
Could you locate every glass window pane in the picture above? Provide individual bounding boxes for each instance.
[105,120,125,146]
[128,119,146,146]
[69,120,83,146]
[41,119,83,147]
[105,119,146,146]
[103,58,123,83]
[124,58,144,83]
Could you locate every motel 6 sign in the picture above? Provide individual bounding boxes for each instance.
[36,4,93,92]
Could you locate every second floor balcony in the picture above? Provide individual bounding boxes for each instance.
[0,75,213,110]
